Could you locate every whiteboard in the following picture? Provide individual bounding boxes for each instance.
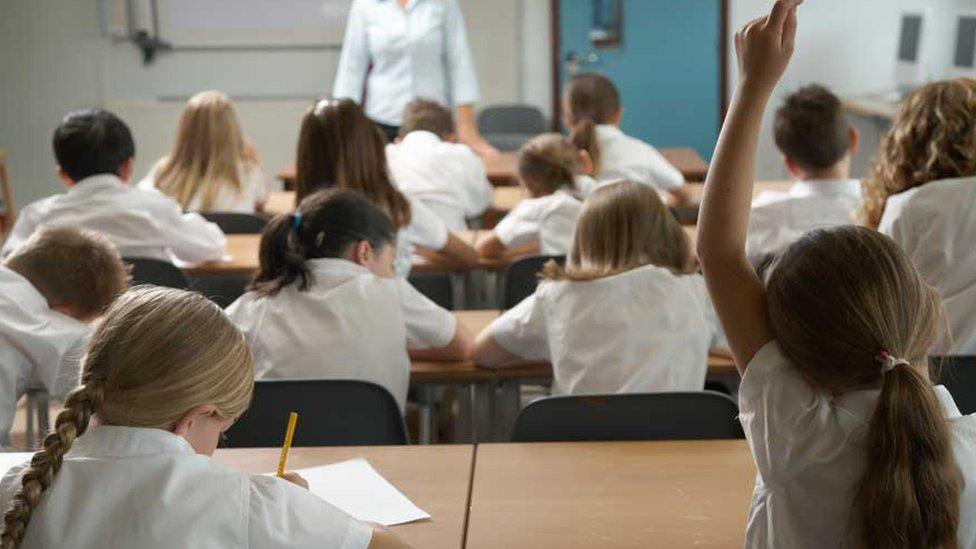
[156,0,352,48]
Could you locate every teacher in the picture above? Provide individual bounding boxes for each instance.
[332,0,497,157]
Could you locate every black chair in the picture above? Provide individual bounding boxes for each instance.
[202,212,268,234]
[223,379,408,447]
[190,274,250,308]
[511,391,743,443]
[478,105,546,152]
[408,271,455,310]
[125,257,189,289]
[500,255,565,309]
[931,356,976,415]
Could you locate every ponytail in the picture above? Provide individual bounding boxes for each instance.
[249,211,311,297]
[853,362,962,548]
[568,118,601,175]
[517,134,580,198]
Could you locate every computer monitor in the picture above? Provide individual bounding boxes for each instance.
[952,14,976,78]
[895,13,926,94]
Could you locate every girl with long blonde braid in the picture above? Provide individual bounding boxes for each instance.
[0,287,408,549]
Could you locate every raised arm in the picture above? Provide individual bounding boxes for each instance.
[697,0,801,371]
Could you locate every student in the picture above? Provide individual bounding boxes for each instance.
[295,98,478,277]
[0,286,407,548]
[745,84,861,266]
[226,189,473,411]
[138,90,269,214]
[0,227,128,445]
[1,109,225,265]
[858,78,976,355]
[475,134,586,259]
[564,72,692,207]
[386,99,492,231]
[474,180,725,395]
[697,3,976,546]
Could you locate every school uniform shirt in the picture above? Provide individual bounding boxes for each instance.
[594,125,684,191]
[226,258,456,410]
[739,340,976,547]
[0,425,372,548]
[488,264,725,396]
[137,158,269,214]
[0,267,88,444]
[0,174,225,265]
[395,194,451,277]
[492,189,582,256]
[387,130,493,231]
[745,179,861,266]
[879,176,976,355]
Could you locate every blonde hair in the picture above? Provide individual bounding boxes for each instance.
[518,133,579,198]
[3,226,130,320]
[0,287,254,548]
[857,78,976,227]
[764,226,961,547]
[543,180,694,281]
[154,91,252,211]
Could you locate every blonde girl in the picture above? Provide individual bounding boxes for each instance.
[476,133,590,259]
[474,180,725,396]
[698,2,976,546]
[858,78,976,354]
[0,287,406,548]
[139,91,269,213]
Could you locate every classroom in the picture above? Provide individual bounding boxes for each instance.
[1,0,976,547]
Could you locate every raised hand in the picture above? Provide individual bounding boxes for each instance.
[735,0,802,93]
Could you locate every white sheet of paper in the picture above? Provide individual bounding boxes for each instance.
[0,453,33,476]
[286,458,430,526]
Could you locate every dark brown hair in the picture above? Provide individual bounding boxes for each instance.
[295,99,411,228]
[517,133,579,198]
[398,99,455,139]
[765,226,961,548]
[564,72,621,174]
[773,85,851,172]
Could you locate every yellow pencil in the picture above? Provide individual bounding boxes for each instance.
[276,412,299,477]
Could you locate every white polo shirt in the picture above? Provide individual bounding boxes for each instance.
[878,176,976,354]
[745,179,861,265]
[138,158,269,214]
[488,264,724,396]
[493,189,582,256]
[0,267,89,444]
[0,425,372,549]
[1,174,225,265]
[594,125,684,191]
[395,195,451,278]
[226,258,456,410]
[387,130,492,231]
[739,340,976,547]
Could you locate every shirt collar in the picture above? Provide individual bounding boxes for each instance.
[66,174,127,197]
[595,124,624,139]
[401,130,444,147]
[306,258,372,277]
[789,179,861,199]
[67,425,195,459]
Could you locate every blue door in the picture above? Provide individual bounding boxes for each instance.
[558,0,723,159]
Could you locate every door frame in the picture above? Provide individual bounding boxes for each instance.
[549,0,730,133]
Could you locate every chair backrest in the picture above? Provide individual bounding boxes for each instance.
[931,356,976,415]
[478,105,546,135]
[189,274,250,308]
[223,379,408,447]
[125,257,189,289]
[202,212,268,234]
[501,255,565,309]
[408,271,454,310]
[511,391,744,442]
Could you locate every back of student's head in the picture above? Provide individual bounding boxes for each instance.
[3,226,129,320]
[0,286,253,548]
[53,109,135,182]
[764,226,961,547]
[156,90,247,210]
[250,188,396,297]
[295,98,410,228]
[517,133,579,197]
[774,85,850,173]
[398,99,455,139]
[564,72,621,173]
[543,180,693,282]
[858,78,976,227]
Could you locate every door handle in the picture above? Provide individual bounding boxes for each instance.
[565,51,600,75]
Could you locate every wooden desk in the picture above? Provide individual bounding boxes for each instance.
[215,445,473,549]
[840,95,900,121]
[265,187,526,218]
[663,147,709,182]
[184,234,261,277]
[466,440,755,548]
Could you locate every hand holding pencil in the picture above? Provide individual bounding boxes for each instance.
[276,412,309,489]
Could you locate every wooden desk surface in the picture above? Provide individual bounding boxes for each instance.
[266,187,526,218]
[662,147,709,181]
[684,180,794,204]
[184,234,261,277]
[214,445,473,549]
[466,440,755,548]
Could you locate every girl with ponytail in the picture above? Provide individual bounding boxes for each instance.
[697,2,976,547]
[0,286,407,548]
[563,72,692,207]
[227,188,473,411]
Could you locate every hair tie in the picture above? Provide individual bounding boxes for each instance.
[291,212,302,232]
[876,350,910,373]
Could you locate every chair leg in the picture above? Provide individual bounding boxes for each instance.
[454,384,474,443]
[417,385,434,445]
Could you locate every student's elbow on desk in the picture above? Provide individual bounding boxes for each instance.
[368,525,413,549]
[475,232,506,258]
[407,323,474,362]
[441,232,479,268]
[472,329,520,368]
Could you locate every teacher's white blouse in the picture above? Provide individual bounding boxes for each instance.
[333,0,480,126]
